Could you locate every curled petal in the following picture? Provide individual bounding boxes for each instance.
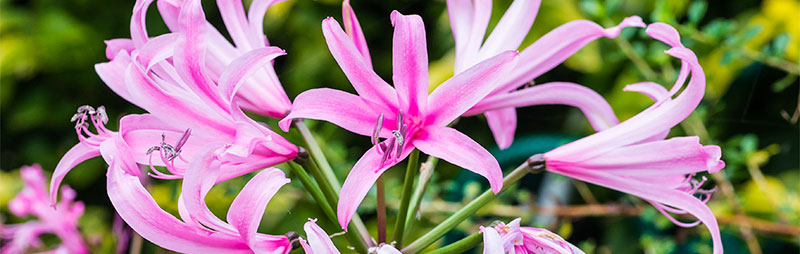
[623,81,670,104]
[217,0,254,50]
[413,126,503,194]
[646,22,684,48]
[247,0,284,48]
[467,82,619,132]
[136,33,179,72]
[180,148,235,233]
[50,139,103,205]
[227,168,290,252]
[104,38,134,60]
[495,16,645,94]
[96,52,135,104]
[218,47,286,103]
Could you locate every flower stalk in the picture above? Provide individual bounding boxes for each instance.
[425,232,481,254]
[393,149,419,247]
[404,156,438,235]
[377,175,387,243]
[402,155,545,253]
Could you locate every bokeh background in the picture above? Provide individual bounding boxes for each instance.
[1,0,798,253]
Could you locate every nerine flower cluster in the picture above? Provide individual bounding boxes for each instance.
[3,0,726,253]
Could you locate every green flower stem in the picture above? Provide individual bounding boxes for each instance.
[293,120,374,247]
[295,120,341,189]
[404,156,438,234]
[401,156,544,254]
[287,161,369,253]
[425,232,481,254]
[393,149,419,247]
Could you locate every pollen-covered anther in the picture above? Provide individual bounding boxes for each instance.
[145,129,192,179]
[71,105,111,147]
[372,111,409,167]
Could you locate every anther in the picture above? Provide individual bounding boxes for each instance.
[284,231,302,250]
[526,154,546,172]
[372,113,384,149]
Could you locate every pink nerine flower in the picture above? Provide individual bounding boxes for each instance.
[301,219,401,254]
[51,0,297,202]
[2,165,87,254]
[481,218,583,254]
[107,0,293,117]
[107,147,293,253]
[281,10,519,230]
[542,23,724,254]
[448,0,646,149]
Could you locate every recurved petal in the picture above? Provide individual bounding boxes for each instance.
[426,51,518,126]
[413,126,503,194]
[467,82,619,132]
[180,148,237,233]
[495,16,645,94]
[322,17,399,110]
[55,142,100,205]
[218,47,286,103]
[130,0,155,47]
[391,11,429,119]
[337,145,411,229]
[227,168,290,253]
[446,0,474,71]
[106,158,255,253]
[481,226,504,254]
[217,0,254,50]
[246,0,284,48]
[483,108,517,150]
[279,88,392,137]
[623,82,670,104]
[554,170,722,254]
[104,38,134,60]
[96,52,136,105]
[303,219,340,254]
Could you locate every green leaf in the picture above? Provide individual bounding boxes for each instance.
[579,0,604,18]
[771,32,791,57]
[688,0,708,25]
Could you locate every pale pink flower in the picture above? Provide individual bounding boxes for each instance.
[2,165,87,254]
[281,10,519,229]
[542,23,724,254]
[481,218,583,254]
[51,0,298,203]
[300,218,401,254]
[106,0,293,117]
[448,0,647,149]
[106,147,293,253]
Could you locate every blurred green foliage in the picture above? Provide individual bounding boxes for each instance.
[1,0,798,253]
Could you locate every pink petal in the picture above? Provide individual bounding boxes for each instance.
[552,170,722,254]
[646,22,684,48]
[104,38,134,60]
[477,0,541,59]
[481,226,504,254]
[375,244,402,254]
[303,219,340,254]
[106,158,255,253]
[426,51,518,126]
[494,16,645,94]
[247,0,285,48]
[468,82,619,131]
[391,11,429,119]
[551,136,724,176]
[623,82,669,104]
[130,0,155,47]
[136,33,179,72]
[227,168,290,252]
[99,135,140,177]
[342,0,371,68]
[546,44,706,162]
[279,88,392,137]
[218,47,286,103]
[96,52,136,106]
[322,17,399,111]
[216,0,254,50]
[446,0,474,72]
[337,145,411,229]
[484,108,517,150]
[412,126,503,194]
[180,148,237,233]
[174,0,231,112]
[156,0,181,31]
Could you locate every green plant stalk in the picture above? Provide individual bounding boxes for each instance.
[393,149,419,247]
[425,232,481,254]
[295,120,341,189]
[402,159,539,254]
[287,162,369,253]
[377,175,387,243]
[404,156,438,231]
[294,120,374,247]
